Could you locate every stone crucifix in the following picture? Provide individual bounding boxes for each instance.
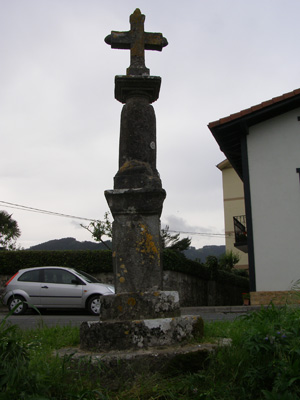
[105,8,168,76]
[81,9,203,354]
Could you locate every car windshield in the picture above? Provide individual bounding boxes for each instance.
[75,269,101,283]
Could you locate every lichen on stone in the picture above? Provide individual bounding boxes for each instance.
[127,297,136,306]
[135,223,159,259]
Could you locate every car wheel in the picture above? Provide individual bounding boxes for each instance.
[87,295,101,316]
[8,295,28,315]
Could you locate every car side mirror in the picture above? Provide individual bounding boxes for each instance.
[71,278,81,285]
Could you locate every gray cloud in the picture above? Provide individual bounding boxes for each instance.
[1,0,300,249]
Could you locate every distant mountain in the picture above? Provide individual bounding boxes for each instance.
[183,245,226,262]
[28,237,225,262]
[28,237,111,251]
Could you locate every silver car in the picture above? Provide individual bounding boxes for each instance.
[3,266,115,316]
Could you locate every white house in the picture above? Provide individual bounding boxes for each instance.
[209,89,300,305]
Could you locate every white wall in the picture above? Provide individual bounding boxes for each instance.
[247,108,300,291]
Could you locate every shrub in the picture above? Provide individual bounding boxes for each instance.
[0,250,113,274]
[0,311,32,397]
[163,248,248,289]
[0,248,249,293]
[201,304,300,399]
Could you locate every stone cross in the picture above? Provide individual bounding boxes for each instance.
[104,9,168,294]
[105,8,168,76]
[80,9,203,354]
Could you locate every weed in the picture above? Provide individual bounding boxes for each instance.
[2,304,300,399]
[0,305,32,397]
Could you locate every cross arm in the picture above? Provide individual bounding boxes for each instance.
[105,32,131,49]
[144,32,168,51]
[105,31,168,51]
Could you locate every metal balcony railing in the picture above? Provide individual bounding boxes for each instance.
[233,215,248,253]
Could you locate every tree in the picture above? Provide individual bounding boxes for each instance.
[0,211,21,250]
[161,225,191,252]
[218,250,240,272]
[205,250,240,273]
[205,255,219,270]
[81,216,191,253]
[81,212,112,250]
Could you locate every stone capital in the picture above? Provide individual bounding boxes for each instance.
[115,75,161,103]
[105,187,166,216]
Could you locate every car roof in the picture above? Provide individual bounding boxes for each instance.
[19,266,76,273]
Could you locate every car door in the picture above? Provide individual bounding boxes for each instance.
[17,268,43,306]
[40,268,84,307]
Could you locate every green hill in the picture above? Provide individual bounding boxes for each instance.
[28,237,225,261]
[28,237,111,251]
[184,245,225,262]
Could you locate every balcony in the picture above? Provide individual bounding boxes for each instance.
[233,215,248,253]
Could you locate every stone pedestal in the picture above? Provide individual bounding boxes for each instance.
[80,290,204,352]
[80,315,203,351]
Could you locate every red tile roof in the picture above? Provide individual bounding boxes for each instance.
[208,87,300,180]
[208,88,300,129]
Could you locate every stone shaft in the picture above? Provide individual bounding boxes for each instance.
[119,96,156,176]
[105,71,166,296]
[114,94,161,190]
[113,211,162,292]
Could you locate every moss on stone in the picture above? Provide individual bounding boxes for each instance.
[192,317,204,340]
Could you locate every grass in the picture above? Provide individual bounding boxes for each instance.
[1,304,300,399]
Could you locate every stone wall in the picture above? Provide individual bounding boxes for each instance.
[163,270,244,306]
[250,291,300,305]
[0,270,245,307]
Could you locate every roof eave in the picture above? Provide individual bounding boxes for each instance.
[209,94,300,181]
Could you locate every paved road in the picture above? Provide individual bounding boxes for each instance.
[0,306,258,330]
[0,308,99,329]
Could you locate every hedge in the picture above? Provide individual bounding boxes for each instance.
[0,249,249,289]
[0,250,113,275]
[163,249,249,288]
[163,248,211,280]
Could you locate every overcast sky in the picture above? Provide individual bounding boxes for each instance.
[1,0,300,249]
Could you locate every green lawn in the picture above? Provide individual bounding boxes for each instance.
[1,304,300,399]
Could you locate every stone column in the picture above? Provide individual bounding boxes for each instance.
[105,75,166,294]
